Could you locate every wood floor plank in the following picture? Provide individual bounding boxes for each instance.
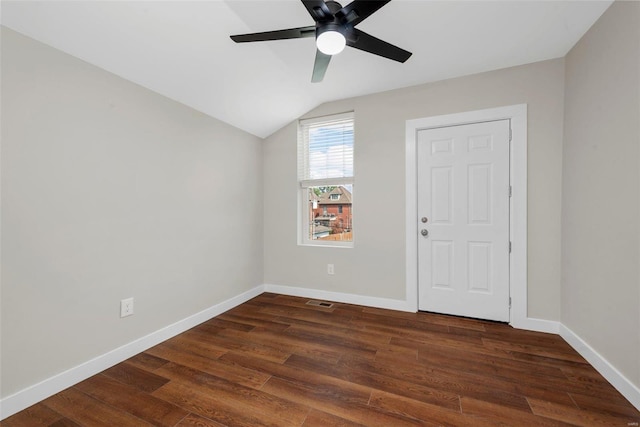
[351,311,451,336]
[366,307,487,332]
[154,362,308,425]
[418,340,569,379]
[146,344,270,389]
[392,335,613,402]
[154,334,229,360]
[501,348,591,369]
[284,353,462,411]
[189,323,226,337]
[570,391,640,418]
[202,317,257,332]
[0,402,64,427]
[219,327,343,364]
[48,419,83,427]
[42,388,153,427]
[217,312,291,332]
[286,321,391,346]
[181,327,292,363]
[373,344,419,364]
[416,345,581,407]
[101,361,170,392]
[461,397,575,427]
[153,376,309,426]
[528,397,640,426]
[256,305,355,330]
[387,332,486,354]
[421,361,575,409]
[152,381,283,427]
[175,413,226,427]
[171,332,231,353]
[302,409,365,427]
[7,294,639,426]
[472,326,572,351]
[559,361,616,380]
[262,376,421,427]
[220,352,372,403]
[73,374,188,426]
[369,389,502,427]
[282,325,378,360]
[482,338,587,363]
[339,353,533,412]
[123,352,170,371]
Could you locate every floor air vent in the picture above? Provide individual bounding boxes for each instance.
[306,300,334,308]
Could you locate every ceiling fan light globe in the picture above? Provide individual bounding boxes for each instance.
[316,30,346,55]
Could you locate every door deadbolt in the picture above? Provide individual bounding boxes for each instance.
[421,229,429,237]
[421,217,428,223]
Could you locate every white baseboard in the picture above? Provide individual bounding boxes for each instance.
[511,316,560,334]
[0,285,265,421]
[264,284,415,312]
[560,324,640,411]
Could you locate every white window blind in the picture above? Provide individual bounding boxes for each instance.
[298,112,354,186]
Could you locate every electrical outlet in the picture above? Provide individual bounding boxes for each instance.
[120,297,134,318]
[327,264,334,275]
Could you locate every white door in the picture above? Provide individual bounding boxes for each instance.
[417,120,511,321]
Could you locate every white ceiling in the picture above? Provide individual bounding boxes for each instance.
[1,1,612,138]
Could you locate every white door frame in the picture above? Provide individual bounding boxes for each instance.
[406,104,529,329]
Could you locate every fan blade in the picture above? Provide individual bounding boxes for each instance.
[347,28,412,63]
[311,49,332,82]
[337,0,391,26]
[231,26,315,43]
[301,0,333,22]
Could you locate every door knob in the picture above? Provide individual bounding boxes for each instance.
[421,229,429,237]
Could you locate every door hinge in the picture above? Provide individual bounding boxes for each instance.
[509,241,512,253]
[508,186,512,198]
[509,297,512,308]
[509,128,512,142]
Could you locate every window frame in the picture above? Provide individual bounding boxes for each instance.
[297,112,354,248]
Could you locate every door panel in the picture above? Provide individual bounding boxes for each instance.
[432,241,453,289]
[431,167,452,223]
[417,120,510,321]
[468,241,491,293]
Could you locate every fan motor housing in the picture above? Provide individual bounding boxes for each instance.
[316,22,346,39]
[325,1,343,14]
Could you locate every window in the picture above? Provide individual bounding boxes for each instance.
[298,112,354,246]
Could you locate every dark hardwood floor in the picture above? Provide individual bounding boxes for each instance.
[3,293,640,426]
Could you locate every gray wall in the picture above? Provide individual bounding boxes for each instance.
[0,28,264,397]
[264,58,565,321]
[562,0,640,388]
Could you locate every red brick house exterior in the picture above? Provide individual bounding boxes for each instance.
[312,186,352,235]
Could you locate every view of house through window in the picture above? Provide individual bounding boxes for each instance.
[307,186,353,241]
[298,112,354,246]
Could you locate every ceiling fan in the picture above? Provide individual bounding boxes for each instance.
[230,0,412,83]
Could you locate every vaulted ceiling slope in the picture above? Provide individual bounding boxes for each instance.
[1,1,612,138]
